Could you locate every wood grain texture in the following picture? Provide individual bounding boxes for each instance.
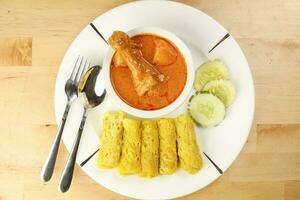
[284,181,300,200]
[0,0,299,199]
[257,124,300,153]
[0,38,32,66]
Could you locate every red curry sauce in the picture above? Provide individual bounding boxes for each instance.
[110,34,187,110]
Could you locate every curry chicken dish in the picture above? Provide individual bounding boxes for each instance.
[109,31,187,110]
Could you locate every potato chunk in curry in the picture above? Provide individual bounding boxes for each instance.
[152,38,177,66]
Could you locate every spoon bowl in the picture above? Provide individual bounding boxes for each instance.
[79,65,106,109]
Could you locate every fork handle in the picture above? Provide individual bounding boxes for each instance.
[59,108,87,193]
[40,102,71,182]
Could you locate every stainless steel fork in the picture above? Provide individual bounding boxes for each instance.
[40,55,90,182]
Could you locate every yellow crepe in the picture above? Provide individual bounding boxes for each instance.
[175,114,203,174]
[96,112,127,169]
[139,120,159,178]
[118,118,142,175]
[157,118,177,174]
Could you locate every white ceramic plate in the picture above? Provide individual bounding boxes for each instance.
[54,1,255,199]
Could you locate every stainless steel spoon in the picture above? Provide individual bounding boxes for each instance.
[58,65,106,192]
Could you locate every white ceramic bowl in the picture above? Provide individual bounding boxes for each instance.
[103,27,194,118]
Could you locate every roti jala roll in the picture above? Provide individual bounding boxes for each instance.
[118,118,142,175]
[139,120,159,178]
[157,118,177,174]
[175,114,203,174]
[96,112,127,169]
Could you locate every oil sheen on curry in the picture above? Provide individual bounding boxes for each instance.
[109,31,187,110]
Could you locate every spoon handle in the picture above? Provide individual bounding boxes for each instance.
[40,102,71,182]
[59,109,87,193]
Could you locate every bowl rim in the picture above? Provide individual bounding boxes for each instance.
[102,27,194,118]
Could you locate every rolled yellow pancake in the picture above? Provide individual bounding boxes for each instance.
[175,114,203,174]
[139,120,159,178]
[96,112,127,169]
[157,118,177,174]
[118,118,142,175]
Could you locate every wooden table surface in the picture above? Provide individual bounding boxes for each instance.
[1,0,299,199]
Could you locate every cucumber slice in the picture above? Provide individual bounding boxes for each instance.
[203,80,236,107]
[188,93,225,127]
[194,60,229,91]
